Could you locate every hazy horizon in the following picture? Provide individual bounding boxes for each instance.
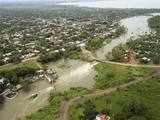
[1,0,160,9]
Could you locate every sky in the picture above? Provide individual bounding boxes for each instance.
[1,0,160,8]
[0,0,65,2]
[59,0,160,9]
[0,0,89,3]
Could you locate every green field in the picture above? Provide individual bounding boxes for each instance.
[94,63,153,89]
[69,77,160,120]
[0,59,41,71]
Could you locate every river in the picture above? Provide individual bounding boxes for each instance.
[95,16,151,60]
[0,15,153,120]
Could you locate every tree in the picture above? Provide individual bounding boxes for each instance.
[114,112,127,120]
[86,37,104,50]
[112,44,127,62]
[38,51,61,63]
[122,98,149,118]
[10,51,21,64]
[21,80,31,92]
[82,100,98,120]
[152,55,160,64]
[114,98,150,120]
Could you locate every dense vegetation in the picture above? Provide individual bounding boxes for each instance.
[127,33,160,64]
[0,60,41,86]
[22,87,90,120]
[69,77,160,120]
[1,6,160,22]
[38,51,62,64]
[111,44,128,62]
[148,15,160,32]
[127,16,160,64]
[86,37,106,51]
[85,25,126,51]
[94,63,152,89]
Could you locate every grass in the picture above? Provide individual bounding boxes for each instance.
[94,63,153,89]
[69,77,160,120]
[68,51,82,60]
[62,87,90,100]
[0,59,41,71]
[22,87,90,120]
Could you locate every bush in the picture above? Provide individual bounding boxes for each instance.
[63,87,90,100]
[148,15,160,32]
[152,55,160,64]
[113,25,126,38]
[38,51,61,63]
[21,80,32,92]
[82,100,98,120]
[86,37,104,50]
[112,44,128,62]
[122,98,149,118]
[128,116,147,120]
[0,61,40,86]
[68,51,81,60]
[114,112,127,120]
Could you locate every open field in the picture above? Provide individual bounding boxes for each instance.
[0,59,41,71]
[69,76,160,120]
[94,63,153,89]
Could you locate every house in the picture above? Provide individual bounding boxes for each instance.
[0,77,9,95]
[96,113,110,120]
[0,77,5,84]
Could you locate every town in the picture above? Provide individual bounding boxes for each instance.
[0,6,127,104]
[0,2,160,120]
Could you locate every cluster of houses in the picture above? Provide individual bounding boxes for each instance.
[0,77,19,100]
[0,68,58,100]
[0,15,119,65]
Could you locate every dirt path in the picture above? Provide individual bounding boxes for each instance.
[59,73,159,120]
[81,47,160,68]
[95,59,160,68]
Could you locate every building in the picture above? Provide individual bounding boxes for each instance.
[96,113,110,120]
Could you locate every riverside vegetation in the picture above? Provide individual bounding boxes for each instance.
[111,15,160,64]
